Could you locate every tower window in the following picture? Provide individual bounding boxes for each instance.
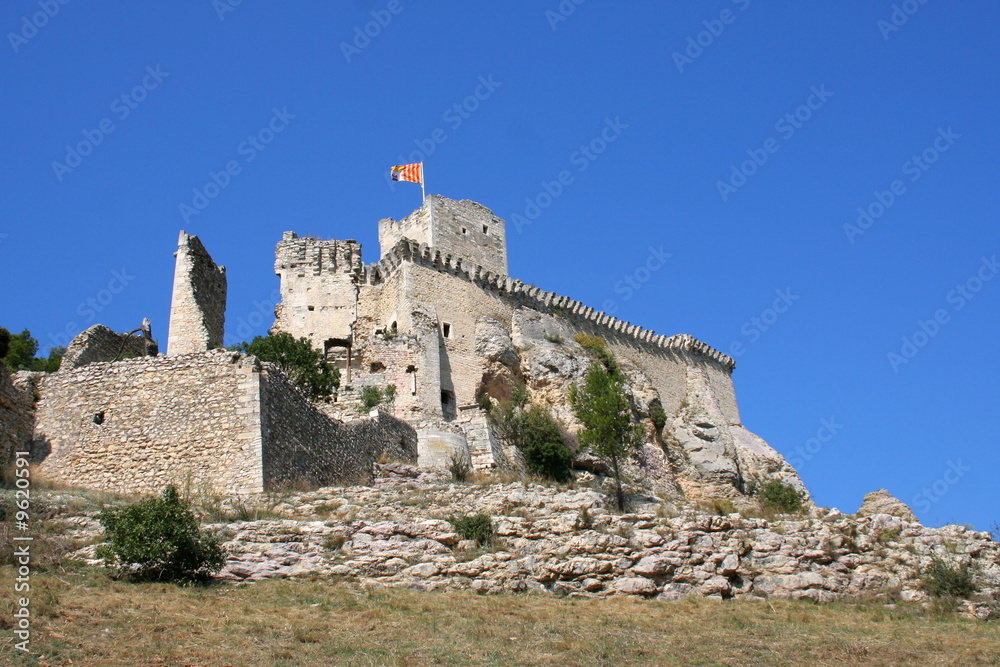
[442,323,451,338]
[461,227,467,234]
[307,306,315,311]
[482,225,489,234]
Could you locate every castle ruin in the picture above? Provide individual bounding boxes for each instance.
[8,196,805,502]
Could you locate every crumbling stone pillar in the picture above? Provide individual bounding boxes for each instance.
[167,231,227,356]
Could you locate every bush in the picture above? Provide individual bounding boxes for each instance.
[448,452,472,483]
[477,394,493,413]
[759,479,804,513]
[360,385,396,412]
[921,557,977,599]
[520,406,573,482]
[450,513,495,546]
[97,485,226,582]
[649,401,667,432]
[543,332,564,344]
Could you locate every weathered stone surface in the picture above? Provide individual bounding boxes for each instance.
[63,324,149,369]
[31,351,416,494]
[167,231,227,356]
[857,489,918,522]
[0,365,37,463]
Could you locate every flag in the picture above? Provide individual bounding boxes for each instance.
[390,163,423,184]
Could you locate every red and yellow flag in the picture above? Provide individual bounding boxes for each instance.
[390,163,423,184]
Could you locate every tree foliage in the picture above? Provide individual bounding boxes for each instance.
[758,479,805,513]
[230,332,339,401]
[97,485,226,582]
[569,340,644,512]
[0,327,64,373]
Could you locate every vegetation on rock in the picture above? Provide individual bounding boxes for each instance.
[485,385,573,482]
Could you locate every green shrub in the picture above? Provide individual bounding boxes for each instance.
[360,385,396,412]
[649,401,667,432]
[543,332,564,344]
[921,557,977,599]
[448,452,472,483]
[520,406,573,482]
[759,479,804,513]
[477,394,493,413]
[450,513,495,546]
[97,485,226,582]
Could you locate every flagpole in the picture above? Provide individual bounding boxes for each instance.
[420,162,426,201]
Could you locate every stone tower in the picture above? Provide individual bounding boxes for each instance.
[167,231,227,356]
[377,195,508,277]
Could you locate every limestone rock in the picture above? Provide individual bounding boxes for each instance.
[857,489,918,522]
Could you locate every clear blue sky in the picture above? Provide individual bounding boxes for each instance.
[2,1,997,533]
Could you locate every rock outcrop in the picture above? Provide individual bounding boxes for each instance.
[62,465,1000,619]
[857,489,918,522]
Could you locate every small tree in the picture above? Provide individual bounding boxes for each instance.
[0,327,64,373]
[570,346,644,511]
[97,485,226,582]
[230,332,339,401]
[759,479,804,513]
[360,384,396,412]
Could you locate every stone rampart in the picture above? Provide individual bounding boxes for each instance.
[366,238,735,374]
[29,350,418,495]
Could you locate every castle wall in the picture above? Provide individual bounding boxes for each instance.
[167,231,227,356]
[63,324,147,369]
[32,351,264,495]
[273,233,362,353]
[399,262,515,408]
[259,366,417,489]
[0,365,37,464]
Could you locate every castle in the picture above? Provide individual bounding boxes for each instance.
[1,196,806,502]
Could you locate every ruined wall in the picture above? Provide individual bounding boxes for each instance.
[259,365,416,488]
[273,233,362,353]
[0,365,37,464]
[63,324,147,369]
[32,351,263,494]
[378,196,508,277]
[167,231,227,356]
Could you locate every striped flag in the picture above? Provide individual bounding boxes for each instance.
[390,163,423,184]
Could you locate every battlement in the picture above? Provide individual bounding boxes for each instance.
[366,238,736,373]
[378,195,508,277]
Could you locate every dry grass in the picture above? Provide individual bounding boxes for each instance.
[1,566,998,666]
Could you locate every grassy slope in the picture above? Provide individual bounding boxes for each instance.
[2,567,999,667]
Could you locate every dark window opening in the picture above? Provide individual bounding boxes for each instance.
[370,361,386,373]
[93,411,105,425]
[405,365,416,373]
[483,225,489,234]
[441,389,456,420]
[461,227,467,234]
[307,305,315,311]
[442,323,451,338]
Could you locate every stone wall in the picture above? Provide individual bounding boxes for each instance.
[32,351,264,494]
[63,324,147,369]
[167,231,227,356]
[0,364,37,464]
[30,350,418,495]
[259,364,416,489]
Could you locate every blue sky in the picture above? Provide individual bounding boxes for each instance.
[2,1,997,533]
